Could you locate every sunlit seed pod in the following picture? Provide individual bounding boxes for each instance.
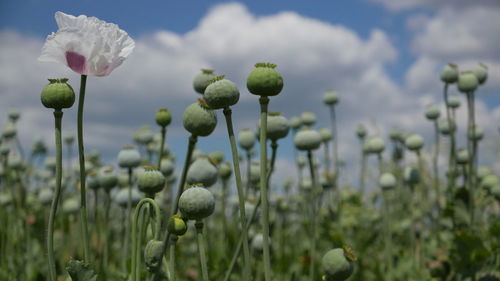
[155,108,172,127]
[209,151,224,165]
[477,165,492,180]
[356,124,367,139]
[251,233,267,254]
[438,119,455,135]
[300,177,313,190]
[457,71,479,93]
[405,134,424,151]
[379,172,397,190]
[7,108,20,122]
[167,215,188,236]
[472,63,488,85]
[2,122,16,139]
[425,104,440,120]
[186,157,218,187]
[446,95,461,109]
[260,112,290,141]
[144,240,165,272]
[468,125,484,141]
[294,128,322,151]
[218,161,232,180]
[481,175,498,191]
[182,100,217,137]
[321,248,355,281]
[300,111,316,126]
[114,187,142,208]
[404,166,420,184]
[160,158,175,177]
[193,69,216,95]
[204,76,240,109]
[319,128,332,142]
[117,146,141,169]
[98,166,118,192]
[366,137,385,154]
[246,62,283,96]
[137,167,166,195]
[440,63,458,84]
[191,149,205,162]
[40,78,75,110]
[323,89,339,106]
[238,128,256,151]
[178,185,215,220]
[38,187,54,206]
[62,197,80,215]
[456,148,469,165]
[290,116,302,130]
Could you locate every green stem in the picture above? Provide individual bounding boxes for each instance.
[47,110,63,281]
[77,74,91,263]
[258,97,272,281]
[169,235,178,281]
[383,190,393,281]
[466,92,477,225]
[103,191,111,275]
[329,105,339,188]
[443,83,457,199]
[196,220,210,281]
[157,126,166,169]
[223,107,251,280]
[323,141,331,175]
[359,146,366,196]
[123,168,133,272]
[246,150,252,197]
[307,150,318,281]
[267,141,278,187]
[433,120,441,208]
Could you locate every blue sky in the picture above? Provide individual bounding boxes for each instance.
[1,0,499,185]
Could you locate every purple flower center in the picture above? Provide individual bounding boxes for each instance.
[65,51,86,75]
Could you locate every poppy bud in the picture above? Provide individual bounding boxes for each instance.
[246,63,283,96]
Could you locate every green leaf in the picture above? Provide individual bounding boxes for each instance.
[66,259,98,281]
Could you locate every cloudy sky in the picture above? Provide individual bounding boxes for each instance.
[1,0,499,186]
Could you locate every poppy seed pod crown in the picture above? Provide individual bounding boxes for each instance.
[319,128,332,142]
[117,146,141,169]
[294,128,322,151]
[193,69,216,94]
[472,63,488,85]
[182,99,217,137]
[238,128,256,150]
[204,76,240,109]
[457,71,479,93]
[356,124,367,139]
[379,172,397,190]
[186,157,218,187]
[246,63,283,96]
[40,78,75,110]
[405,134,424,151]
[440,63,458,84]
[323,89,339,106]
[155,108,172,127]
[321,247,355,281]
[178,185,215,220]
[261,112,290,141]
[425,104,440,120]
[137,167,166,195]
[366,137,385,154]
[300,111,317,126]
[98,166,118,192]
[447,95,461,109]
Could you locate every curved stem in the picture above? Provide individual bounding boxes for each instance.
[47,110,63,281]
[77,74,91,262]
[157,126,166,169]
[223,107,251,280]
[258,97,272,281]
[307,150,318,281]
[195,220,210,281]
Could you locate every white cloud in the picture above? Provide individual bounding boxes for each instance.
[372,0,499,12]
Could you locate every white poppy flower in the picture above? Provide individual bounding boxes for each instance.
[39,11,135,77]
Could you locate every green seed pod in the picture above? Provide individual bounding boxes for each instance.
[209,151,224,165]
[62,197,80,215]
[294,128,322,151]
[160,157,175,177]
[133,125,154,145]
[117,146,141,169]
[7,108,20,122]
[456,148,469,165]
[323,89,339,106]
[356,124,367,139]
[183,100,217,137]
[144,240,165,272]
[290,116,301,130]
[366,137,385,154]
[472,63,488,84]
[425,104,440,120]
[481,174,498,191]
[31,137,47,155]
[468,125,484,141]
[155,108,172,127]
[405,134,424,151]
[440,63,458,84]
[300,111,316,126]
[137,167,166,195]
[238,128,256,151]
[204,76,240,109]
[319,128,332,142]
[44,156,56,170]
[98,166,118,192]
[439,119,455,135]
[477,165,492,180]
[38,187,54,206]
[457,71,478,93]
[321,247,355,281]
[87,171,100,190]
[218,161,232,180]
[167,215,188,236]
[446,95,461,109]
[40,78,75,110]
[2,122,16,139]
[246,63,283,96]
[249,162,261,185]
[300,177,313,190]
[379,172,396,190]
[114,187,142,208]
[193,69,216,94]
[187,157,218,187]
[404,166,420,184]
[0,193,13,206]
[297,155,306,168]
[261,112,290,141]
[321,173,334,189]
[251,233,266,254]
[178,185,215,220]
